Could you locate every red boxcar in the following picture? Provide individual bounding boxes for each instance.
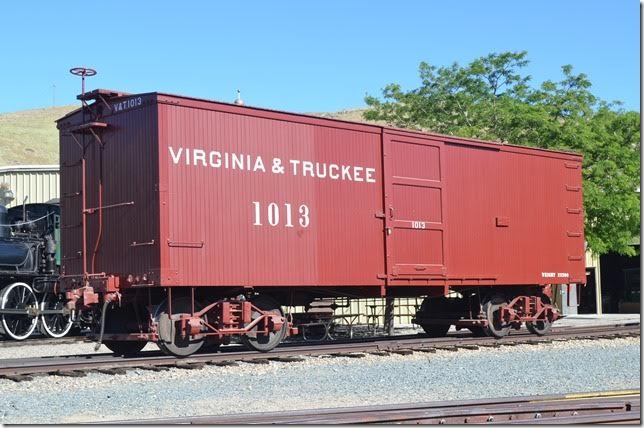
[58,89,585,356]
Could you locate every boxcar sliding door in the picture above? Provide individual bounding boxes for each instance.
[383,132,447,283]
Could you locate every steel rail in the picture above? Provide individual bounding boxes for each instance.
[0,319,636,348]
[0,320,635,349]
[0,335,89,348]
[0,324,638,378]
[100,390,640,424]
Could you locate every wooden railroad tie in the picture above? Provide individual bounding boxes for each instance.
[137,365,171,372]
[268,356,306,363]
[96,367,128,375]
[51,370,86,377]
[434,346,458,352]
[208,360,240,367]
[1,374,34,382]
[457,344,479,350]
[244,358,271,365]
[175,361,205,370]
[389,349,414,355]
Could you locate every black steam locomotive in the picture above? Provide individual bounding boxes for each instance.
[0,198,73,340]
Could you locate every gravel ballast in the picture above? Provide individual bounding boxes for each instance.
[0,337,639,424]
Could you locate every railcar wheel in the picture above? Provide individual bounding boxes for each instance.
[0,282,39,340]
[526,320,552,336]
[526,297,553,336]
[481,294,511,338]
[103,339,147,356]
[416,296,451,338]
[102,303,148,356]
[154,297,206,358]
[421,324,450,338]
[39,293,74,338]
[468,326,487,337]
[241,295,287,352]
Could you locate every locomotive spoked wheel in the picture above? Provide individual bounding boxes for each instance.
[154,297,206,358]
[481,294,511,338]
[102,303,148,356]
[0,282,39,340]
[39,292,74,338]
[526,296,553,336]
[417,296,451,338]
[241,295,287,352]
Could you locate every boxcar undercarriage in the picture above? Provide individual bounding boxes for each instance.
[64,283,560,357]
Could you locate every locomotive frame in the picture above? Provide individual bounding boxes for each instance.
[0,199,74,340]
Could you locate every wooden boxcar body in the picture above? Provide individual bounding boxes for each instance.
[57,89,585,355]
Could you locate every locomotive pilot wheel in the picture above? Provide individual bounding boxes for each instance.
[0,282,39,340]
[154,297,207,358]
[39,293,74,338]
[240,295,287,352]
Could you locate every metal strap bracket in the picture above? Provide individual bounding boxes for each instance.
[130,240,155,247]
[167,240,204,248]
[69,121,109,148]
[84,201,134,214]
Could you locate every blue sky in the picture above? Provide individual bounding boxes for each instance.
[0,1,639,114]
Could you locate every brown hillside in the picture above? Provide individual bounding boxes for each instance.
[0,105,76,166]
[309,108,386,125]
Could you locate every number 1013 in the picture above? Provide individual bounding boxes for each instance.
[252,202,310,228]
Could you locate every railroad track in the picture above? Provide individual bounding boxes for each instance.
[0,334,89,348]
[0,323,638,381]
[106,390,640,424]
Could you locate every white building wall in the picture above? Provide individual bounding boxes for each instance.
[0,165,59,207]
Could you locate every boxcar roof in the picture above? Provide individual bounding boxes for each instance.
[57,89,582,160]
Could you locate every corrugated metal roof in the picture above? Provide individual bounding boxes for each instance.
[0,164,59,173]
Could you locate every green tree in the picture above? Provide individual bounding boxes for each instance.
[365,51,640,256]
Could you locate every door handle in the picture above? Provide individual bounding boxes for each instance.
[389,205,394,219]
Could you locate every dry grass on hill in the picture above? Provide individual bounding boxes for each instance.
[0,105,76,166]
[309,108,387,126]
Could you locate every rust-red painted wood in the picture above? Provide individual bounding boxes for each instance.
[57,91,585,292]
[58,95,160,285]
